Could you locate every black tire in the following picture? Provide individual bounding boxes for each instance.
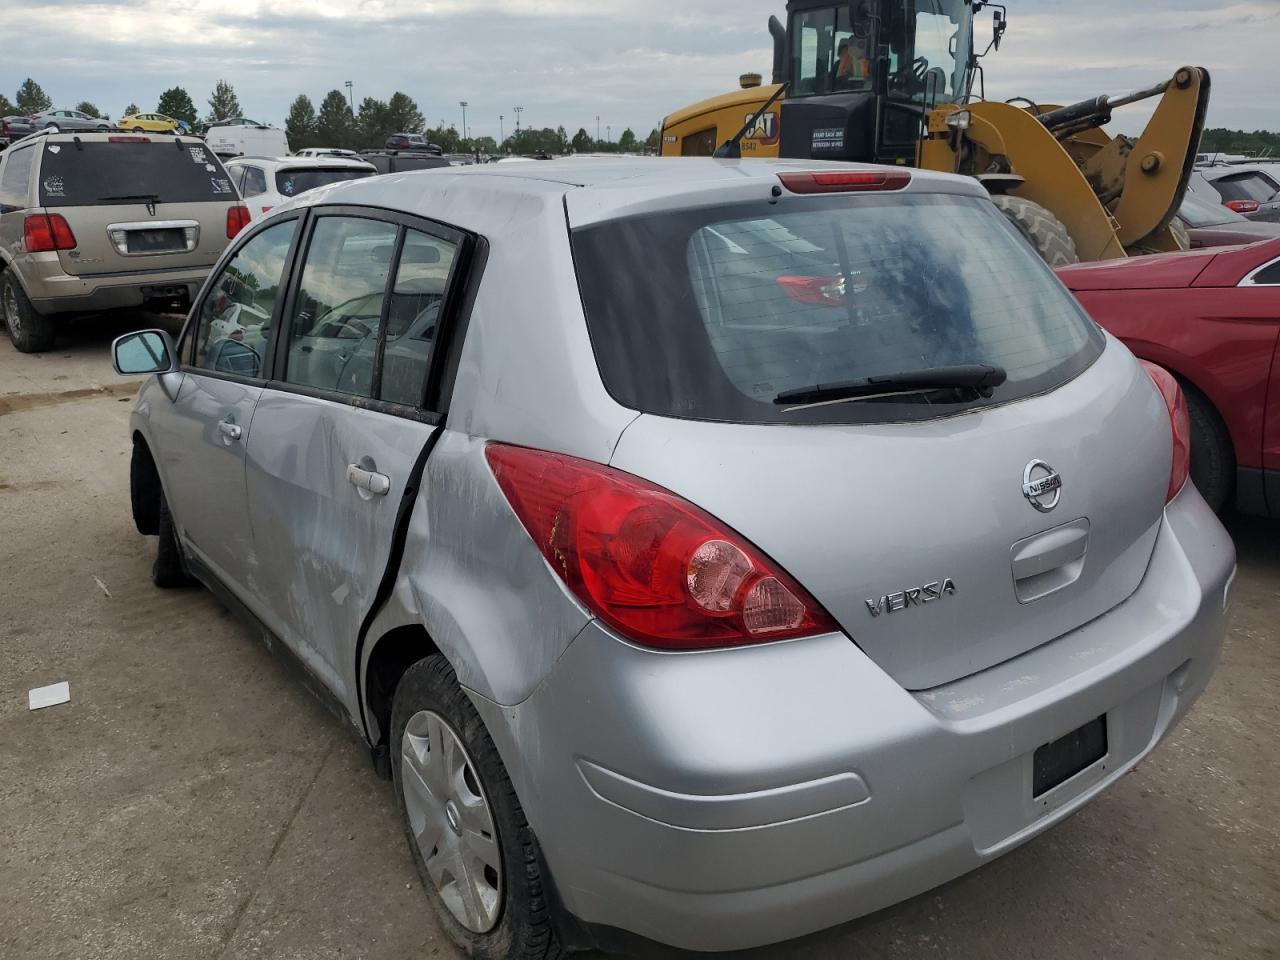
[153,492,196,588]
[1,269,57,353]
[991,195,1080,268]
[391,655,562,960]
[1183,384,1235,513]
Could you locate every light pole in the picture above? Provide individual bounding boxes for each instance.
[607,124,612,143]
[459,101,468,143]
[344,80,353,114]
[513,106,523,135]
[596,115,600,142]
[499,114,504,145]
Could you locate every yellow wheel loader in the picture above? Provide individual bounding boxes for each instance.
[659,0,1210,264]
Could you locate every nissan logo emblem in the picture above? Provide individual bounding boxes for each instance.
[1022,460,1062,512]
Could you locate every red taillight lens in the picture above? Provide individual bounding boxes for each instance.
[778,170,911,194]
[485,444,838,650]
[1141,361,1191,503]
[107,135,151,143]
[226,205,251,238]
[23,214,77,252]
[1224,199,1260,214]
[777,274,846,307]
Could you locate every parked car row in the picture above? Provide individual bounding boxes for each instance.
[1190,165,1280,222]
[108,157,1237,958]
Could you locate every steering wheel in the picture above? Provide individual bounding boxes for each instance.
[912,56,930,84]
[890,57,931,96]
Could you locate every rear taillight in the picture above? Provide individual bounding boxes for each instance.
[778,170,911,194]
[485,444,838,650]
[226,205,251,238]
[23,214,77,252]
[1224,199,1260,214]
[1141,361,1191,503]
[777,274,846,307]
[107,135,150,143]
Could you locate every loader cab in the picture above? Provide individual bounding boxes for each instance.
[778,0,975,164]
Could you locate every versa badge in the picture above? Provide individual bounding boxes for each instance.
[866,578,956,617]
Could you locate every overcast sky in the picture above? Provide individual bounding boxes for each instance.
[2,0,1276,139]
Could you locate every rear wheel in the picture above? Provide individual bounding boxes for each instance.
[391,655,562,960]
[991,195,1080,268]
[2,269,57,353]
[45,123,60,133]
[1183,384,1235,513]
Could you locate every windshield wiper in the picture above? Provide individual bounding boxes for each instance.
[773,365,1008,408]
[98,193,160,203]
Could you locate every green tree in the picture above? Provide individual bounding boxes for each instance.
[123,103,140,118]
[75,101,102,119]
[316,89,355,148]
[424,124,460,153]
[357,97,393,150]
[618,128,638,152]
[206,80,241,122]
[156,86,198,125]
[505,127,565,156]
[386,92,424,135]
[285,94,318,150]
[472,135,498,155]
[15,78,52,114]
[645,128,660,152]
[0,93,13,116]
[1199,128,1280,157]
[571,127,592,153]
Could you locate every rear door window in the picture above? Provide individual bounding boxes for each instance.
[572,192,1105,425]
[37,140,237,207]
[275,168,370,199]
[241,165,268,198]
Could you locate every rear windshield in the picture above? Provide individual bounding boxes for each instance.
[572,193,1105,424]
[1180,191,1243,227]
[1213,172,1279,205]
[38,140,235,207]
[275,167,372,198]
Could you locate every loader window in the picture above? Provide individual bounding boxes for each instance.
[886,0,972,106]
[791,6,866,96]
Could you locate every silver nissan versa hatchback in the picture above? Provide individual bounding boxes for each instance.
[113,158,1236,957]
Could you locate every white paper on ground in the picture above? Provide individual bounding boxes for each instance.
[28,681,70,711]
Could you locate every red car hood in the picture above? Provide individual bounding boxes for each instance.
[1056,248,1220,291]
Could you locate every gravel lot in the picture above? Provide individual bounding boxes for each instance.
[1,314,1277,959]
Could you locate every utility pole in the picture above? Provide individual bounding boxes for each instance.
[344,80,353,114]
[514,106,523,134]
[459,101,468,143]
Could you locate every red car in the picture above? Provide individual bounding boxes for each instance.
[1058,239,1280,517]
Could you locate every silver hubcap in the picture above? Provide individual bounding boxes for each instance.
[2,283,19,335]
[400,710,502,933]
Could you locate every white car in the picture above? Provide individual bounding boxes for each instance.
[294,147,360,159]
[224,155,378,220]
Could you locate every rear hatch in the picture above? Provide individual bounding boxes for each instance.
[35,136,238,274]
[570,185,1171,690]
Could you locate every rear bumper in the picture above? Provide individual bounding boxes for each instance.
[23,256,209,315]
[473,484,1235,953]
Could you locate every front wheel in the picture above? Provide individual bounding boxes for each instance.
[391,655,562,960]
[153,492,196,588]
[1183,384,1235,513]
[991,194,1080,268]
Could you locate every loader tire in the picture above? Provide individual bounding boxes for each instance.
[991,195,1080,268]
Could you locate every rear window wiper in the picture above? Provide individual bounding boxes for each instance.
[98,193,160,203]
[773,365,1008,408]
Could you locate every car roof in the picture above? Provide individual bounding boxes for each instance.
[228,155,376,170]
[1197,164,1280,182]
[28,131,201,146]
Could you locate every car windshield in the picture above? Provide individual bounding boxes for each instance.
[1181,190,1245,227]
[572,192,1104,425]
[38,140,236,206]
[1213,171,1279,204]
[275,167,372,198]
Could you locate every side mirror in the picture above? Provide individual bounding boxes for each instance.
[112,329,178,376]
[993,10,1007,50]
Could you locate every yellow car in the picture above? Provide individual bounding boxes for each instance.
[119,112,179,134]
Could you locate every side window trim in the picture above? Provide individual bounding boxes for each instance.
[1241,255,1280,287]
[179,211,308,384]
[268,204,472,421]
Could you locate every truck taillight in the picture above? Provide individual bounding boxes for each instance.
[1141,361,1191,503]
[23,214,77,252]
[777,170,911,194]
[485,444,838,650]
[226,205,251,238]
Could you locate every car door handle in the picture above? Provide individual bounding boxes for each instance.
[346,463,391,497]
[217,419,242,442]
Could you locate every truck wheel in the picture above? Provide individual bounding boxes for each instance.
[991,195,1080,268]
[153,492,196,588]
[1183,384,1234,513]
[391,655,563,960]
[2,269,57,353]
